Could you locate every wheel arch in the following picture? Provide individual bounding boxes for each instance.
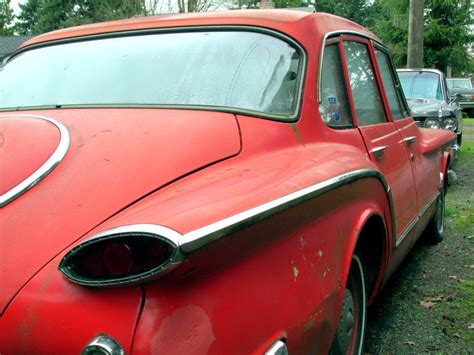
[344,211,389,306]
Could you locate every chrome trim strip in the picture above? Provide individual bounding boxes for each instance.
[419,193,439,218]
[61,170,396,287]
[395,216,418,247]
[59,224,184,287]
[265,340,288,355]
[395,192,439,248]
[0,114,70,207]
[180,168,395,253]
[317,30,385,102]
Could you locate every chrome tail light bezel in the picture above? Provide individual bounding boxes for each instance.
[59,224,184,287]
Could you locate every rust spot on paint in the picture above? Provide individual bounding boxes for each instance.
[300,236,306,248]
[291,260,299,280]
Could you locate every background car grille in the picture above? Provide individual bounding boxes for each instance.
[415,120,424,127]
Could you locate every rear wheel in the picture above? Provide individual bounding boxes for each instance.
[329,254,367,355]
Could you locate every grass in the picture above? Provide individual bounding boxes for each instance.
[460,141,474,157]
[448,281,474,343]
[444,121,474,346]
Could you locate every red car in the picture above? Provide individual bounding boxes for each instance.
[0,10,456,354]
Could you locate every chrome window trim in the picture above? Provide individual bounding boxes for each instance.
[6,26,307,123]
[317,30,386,103]
[180,168,395,253]
[0,114,70,207]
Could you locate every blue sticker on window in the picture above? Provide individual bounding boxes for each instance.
[328,97,337,105]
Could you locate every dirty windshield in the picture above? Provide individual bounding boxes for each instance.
[398,71,443,101]
[0,31,302,117]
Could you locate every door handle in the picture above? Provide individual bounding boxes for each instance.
[370,145,388,159]
[403,136,417,145]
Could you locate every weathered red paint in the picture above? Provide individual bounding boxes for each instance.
[1,9,457,353]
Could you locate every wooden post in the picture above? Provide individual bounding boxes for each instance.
[407,0,424,68]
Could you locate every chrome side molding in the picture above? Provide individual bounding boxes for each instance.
[61,168,396,287]
[0,114,70,207]
[180,168,395,253]
[265,340,288,355]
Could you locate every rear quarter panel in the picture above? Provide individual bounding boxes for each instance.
[82,117,393,354]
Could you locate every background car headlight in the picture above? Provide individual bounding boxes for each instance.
[424,118,440,129]
[441,117,457,131]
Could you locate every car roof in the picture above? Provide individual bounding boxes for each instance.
[397,68,444,77]
[19,10,379,49]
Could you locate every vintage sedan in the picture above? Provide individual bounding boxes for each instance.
[0,10,457,354]
[397,68,463,146]
[446,78,474,118]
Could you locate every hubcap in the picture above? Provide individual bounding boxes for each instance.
[336,288,355,351]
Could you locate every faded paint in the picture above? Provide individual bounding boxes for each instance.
[152,305,215,354]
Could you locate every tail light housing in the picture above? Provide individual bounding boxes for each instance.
[59,224,184,287]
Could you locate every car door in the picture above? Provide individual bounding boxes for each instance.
[373,46,440,213]
[340,36,418,245]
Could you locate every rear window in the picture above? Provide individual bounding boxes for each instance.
[0,31,303,119]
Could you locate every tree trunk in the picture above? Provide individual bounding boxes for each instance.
[407,0,424,68]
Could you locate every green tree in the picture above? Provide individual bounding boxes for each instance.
[14,0,41,35]
[374,0,472,75]
[32,0,75,34]
[65,0,145,27]
[424,0,472,76]
[274,0,307,8]
[0,0,14,35]
[372,0,409,67]
[311,0,379,29]
[14,0,146,35]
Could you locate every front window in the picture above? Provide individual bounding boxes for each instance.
[398,71,443,101]
[446,79,472,90]
[0,31,303,118]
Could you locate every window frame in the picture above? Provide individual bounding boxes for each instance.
[340,34,389,127]
[372,43,410,119]
[319,36,355,129]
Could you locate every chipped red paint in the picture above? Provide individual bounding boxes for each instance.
[1,9,456,353]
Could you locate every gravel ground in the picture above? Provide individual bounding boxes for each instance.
[365,119,474,353]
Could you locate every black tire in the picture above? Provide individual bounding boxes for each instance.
[425,185,446,244]
[457,132,462,147]
[329,254,367,355]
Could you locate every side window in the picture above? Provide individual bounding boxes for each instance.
[375,49,406,120]
[343,41,387,126]
[319,43,353,128]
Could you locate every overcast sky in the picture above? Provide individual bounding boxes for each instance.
[11,0,23,15]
